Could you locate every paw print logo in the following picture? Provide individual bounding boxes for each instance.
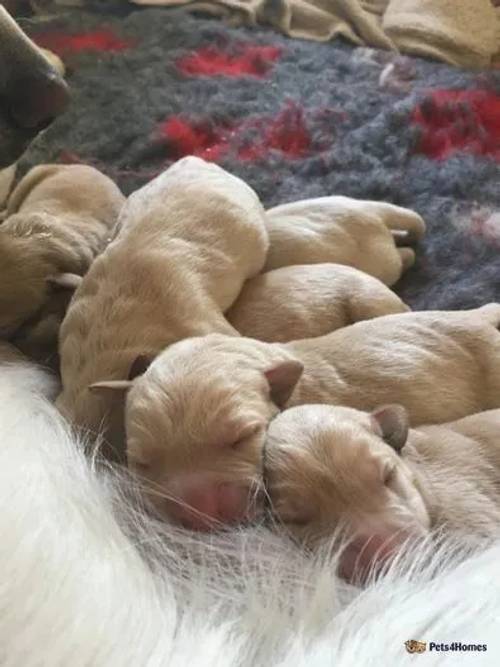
[405,640,427,654]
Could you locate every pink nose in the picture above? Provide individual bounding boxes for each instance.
[339,530,412,583]
[169,480,259,531]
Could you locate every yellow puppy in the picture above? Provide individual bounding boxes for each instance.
[265,404,500,579]
[265,197,425,286]
[0,164,124,356]
[56,157,269,460]
[227,263,409,342]
[118,305,500,529]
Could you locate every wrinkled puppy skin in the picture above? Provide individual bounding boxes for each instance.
[227,263,409,342]
[0,164,125,364]
[123,305,500,528]
[265,196,426,286]
[265,403,500,580]
[56,156,269,463]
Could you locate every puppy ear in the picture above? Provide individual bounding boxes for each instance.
[88,355,153,395]
[370,404,409,453]
[264,360,304,408]
[128,354,153,380]
[47,273,82,291]
[88,380,133,394]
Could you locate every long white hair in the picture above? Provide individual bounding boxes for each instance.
[1,360,498,667]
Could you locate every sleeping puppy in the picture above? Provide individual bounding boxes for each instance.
[227,263,409,342]
[265,197,426,286]
[56,156,268,460]
[0,6,69,168]
[118,304,500,529]
[264,404,500,581]
[0,164,125,360]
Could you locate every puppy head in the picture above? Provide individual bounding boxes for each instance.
[0,224,81,337]
[0,230,52,336]
[7,164,125,224]
[113,335,303,530]
[265,404,430,579]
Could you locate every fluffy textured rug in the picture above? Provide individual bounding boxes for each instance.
[21,4,500,311]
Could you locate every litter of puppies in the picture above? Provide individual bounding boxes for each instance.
[3,155,500,582]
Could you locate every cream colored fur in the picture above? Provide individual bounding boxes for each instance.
[264,196,425,285]
[227,263,409,342]
[56,157,268,459]
[0,163,16,211]
[265,404,500,575]
[0,164,124,348]
[123,305,500,522]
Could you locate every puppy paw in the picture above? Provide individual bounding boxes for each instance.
[398,247,415,272]
[381,205,426,243]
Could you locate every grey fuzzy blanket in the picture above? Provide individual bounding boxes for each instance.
[22,5,500,310]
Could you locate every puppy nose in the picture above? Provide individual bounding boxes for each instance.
[7,71,69,130]
[170,482,260,531]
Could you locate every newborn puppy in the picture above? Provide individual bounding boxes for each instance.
[121,304,500,528]
[265,197,426,286]
[0,164,124,341]
[227,263,409,342]
[56,156,268,460]
[265,404,500,580]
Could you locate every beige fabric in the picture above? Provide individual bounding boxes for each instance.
[132,0,500,68]
[133,0,393,48]
[383,0,498,69]
[491,5,500,63]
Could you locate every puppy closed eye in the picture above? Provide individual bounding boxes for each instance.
[280,514,311,526]
[230,424,264,449]
[128,457,153,475]
[383,463,397,486]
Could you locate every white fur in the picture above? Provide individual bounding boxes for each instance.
[1,362,498,666]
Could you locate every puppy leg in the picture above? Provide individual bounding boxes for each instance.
[348,292,410,323]
[379,204,426,242]
[398,247,415,271]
